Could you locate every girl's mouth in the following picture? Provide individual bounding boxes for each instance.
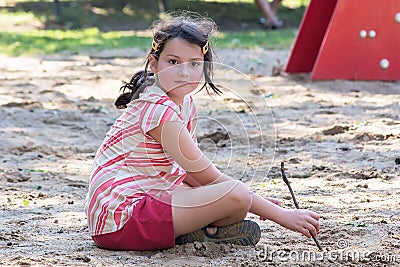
[175,81,192,86]
[175,81,190,84]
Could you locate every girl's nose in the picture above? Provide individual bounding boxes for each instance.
[178,63,189,77]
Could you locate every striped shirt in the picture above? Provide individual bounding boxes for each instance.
[84,85,197,236]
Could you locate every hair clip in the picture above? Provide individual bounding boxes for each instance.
[152,39,159,52]
[202,41,209,55]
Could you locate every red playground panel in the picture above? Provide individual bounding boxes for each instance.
[285,0,400,81]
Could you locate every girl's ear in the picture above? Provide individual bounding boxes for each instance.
[149,55,158,73]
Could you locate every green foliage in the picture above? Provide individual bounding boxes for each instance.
[0,0,307,55]
[2,0,161,30]
[2,0,307,30]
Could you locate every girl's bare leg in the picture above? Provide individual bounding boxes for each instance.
[171,180,251,237]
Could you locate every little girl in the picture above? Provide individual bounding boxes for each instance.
[84,14,320,251]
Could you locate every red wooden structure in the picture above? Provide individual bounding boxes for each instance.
[285,0,400,81]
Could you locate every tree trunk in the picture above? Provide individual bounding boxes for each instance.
[54,0,61,20]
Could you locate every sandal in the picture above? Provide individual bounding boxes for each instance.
[259,18,283,30]
[175,220,261,246]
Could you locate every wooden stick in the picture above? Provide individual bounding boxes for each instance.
[280,161,323,251]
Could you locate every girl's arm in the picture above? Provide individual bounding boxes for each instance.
[148,121,232,186]
[251,193,320,238]
[148,121,320,237]
[182,173,202,187]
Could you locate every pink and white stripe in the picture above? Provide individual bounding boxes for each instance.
[85,86,197,236]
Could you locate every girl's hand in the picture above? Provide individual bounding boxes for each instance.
[278,209,320,238]
[259,197,282,221]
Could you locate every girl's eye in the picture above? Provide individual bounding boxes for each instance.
[191,62,200,67]
[169,59,179,65]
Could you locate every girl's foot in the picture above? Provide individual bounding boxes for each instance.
[175,220,261,246]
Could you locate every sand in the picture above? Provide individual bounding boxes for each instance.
[0,48,399,266]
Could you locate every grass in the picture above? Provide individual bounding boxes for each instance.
[0,0,307,56]
[0,10,41,25]
[0,28,150,55]
[0,28,297,56]
[216,29,297,50]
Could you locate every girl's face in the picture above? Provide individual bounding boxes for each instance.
[149,38,204,104]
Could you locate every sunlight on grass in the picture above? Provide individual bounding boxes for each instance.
[0,10,43,26]
[0,27,296,56]
[214,29,296,50]
[0,28,150,56]
[0,0,303,56]
[282,0,310,8]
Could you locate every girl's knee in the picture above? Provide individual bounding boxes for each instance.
[228,181,251,212]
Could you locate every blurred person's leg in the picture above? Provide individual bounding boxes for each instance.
[255,0,283,29]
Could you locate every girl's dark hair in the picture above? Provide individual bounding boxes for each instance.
[115,14,220,109]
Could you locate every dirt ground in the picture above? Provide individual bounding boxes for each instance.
[0,47,399,267]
